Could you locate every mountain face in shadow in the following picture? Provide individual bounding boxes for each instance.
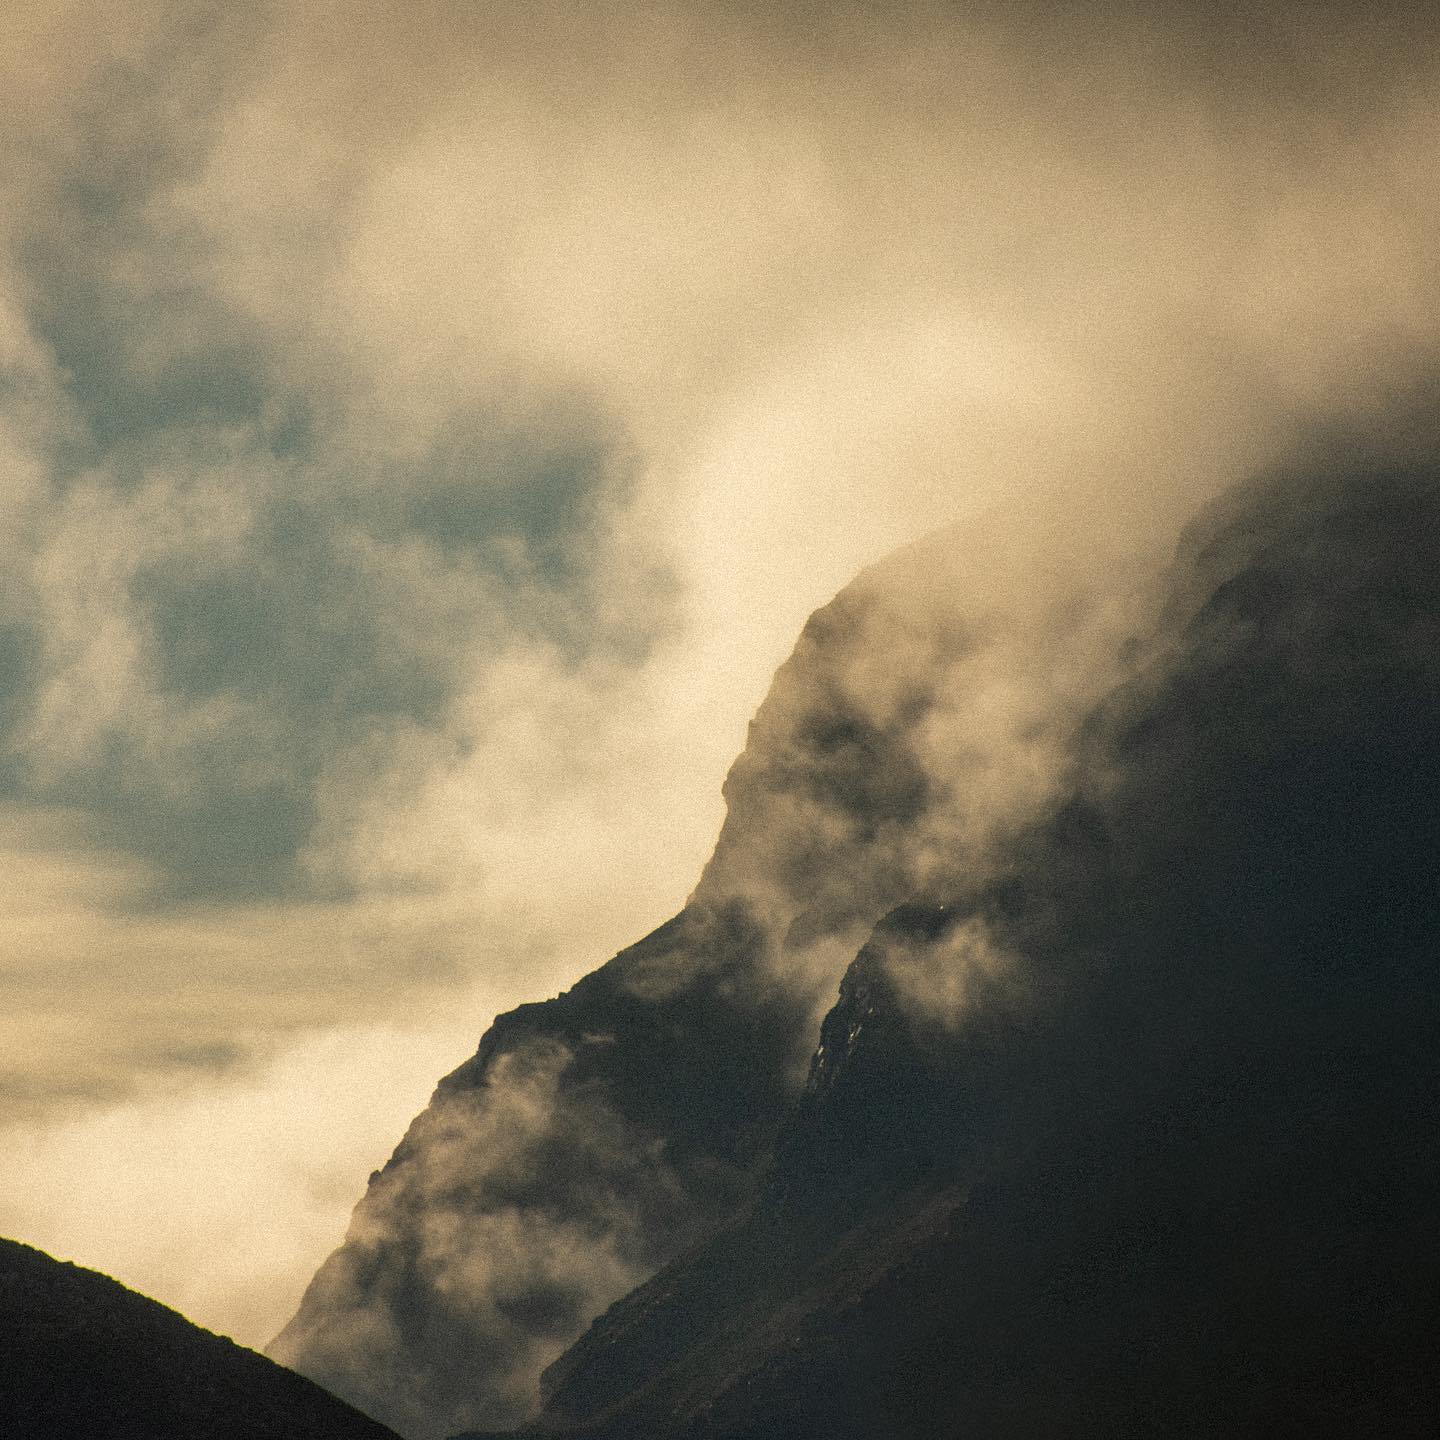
[0,1237,401,1440]
[476,466,1440,1440]
[281,460,1440,1440]
[270,534,1033,1439]
[269,902,811,1440]
[446,466,1428,1434]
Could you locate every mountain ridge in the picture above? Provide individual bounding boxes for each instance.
[269,520,1068,1437]
[455,464,1440,1440]
[284,463,1440,1440]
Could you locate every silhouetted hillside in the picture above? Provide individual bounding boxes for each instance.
[0,1237,401,1440]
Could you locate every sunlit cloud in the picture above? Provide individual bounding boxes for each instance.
[3,0,1440,1367]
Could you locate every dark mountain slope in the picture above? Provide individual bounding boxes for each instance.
[271,523,1080,1439]
[270,903,810,1439]
[0,1236,401,1440]
[499,466,1440,1440]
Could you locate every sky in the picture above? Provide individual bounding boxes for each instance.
[2,0,1440,1350]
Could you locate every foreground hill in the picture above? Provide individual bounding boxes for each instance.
[0,1237,401,1440]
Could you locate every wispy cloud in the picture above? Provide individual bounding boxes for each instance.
[4,0,1440,1372]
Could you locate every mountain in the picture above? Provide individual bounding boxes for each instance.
[281,460,1440,1440]
[472,465,1440,1439]
[270,508,1109,1438]
[0,1236,401,1440]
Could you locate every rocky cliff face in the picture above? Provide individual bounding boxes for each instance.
[483,465,1440,1440]
[0,1237,401,1440]
[279,462,1440,1440]
[268,902,805,1439]
[270,521,1106,1439]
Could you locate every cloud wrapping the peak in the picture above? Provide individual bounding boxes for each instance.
[5,0,1440,1378]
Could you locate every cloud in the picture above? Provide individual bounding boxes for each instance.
[0,1015,482,1348]
[274,1037,664,1435]
[0,0,691,1136]
[5,0,1440,1398]
[7,0,1433,919]
[3,109,656,900]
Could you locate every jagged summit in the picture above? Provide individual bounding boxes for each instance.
[269,538,1033,1438]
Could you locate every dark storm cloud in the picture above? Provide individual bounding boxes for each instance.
[0,5,661,903]
[10,402,639,901]
[12,3,276,455]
